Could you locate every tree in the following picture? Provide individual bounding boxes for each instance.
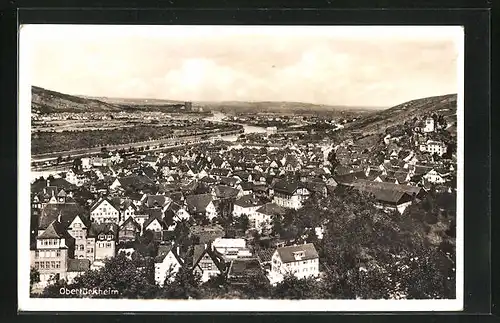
[67,252,159,299]
[30,267,40,293]
[327,150,339,173]
[236,214,250,232]
[72,157,82,171]
[239,271,272,299]
[160,265,201,299]
[41,274,69,298]
[272,274,326,299]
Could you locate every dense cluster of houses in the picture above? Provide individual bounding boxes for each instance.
[29,112,456,291]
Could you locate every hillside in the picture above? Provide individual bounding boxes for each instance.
[32,86,123,113]
[345,94,457,135]
[193,101,376,115]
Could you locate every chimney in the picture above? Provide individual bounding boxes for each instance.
[57,211,62,223]
[204,243,207,250]
[47,179,50,187]
[177,246,180,255]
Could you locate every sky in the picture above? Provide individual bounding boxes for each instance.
[22,25,462,108]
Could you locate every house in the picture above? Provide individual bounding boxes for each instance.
[143,194,169,209]
[88,223,118,261]
[142,155,160,169]
[189,225,225,245]
[423,169,447,184]
[66,259,91,284]
[118,217,141,243]
[143,213,167,240]
[269,243,319,285]
[109,175,156,192]
[272,180,310,209]
[420,140,447,156]
[192,244,229,283]
[252,203,287,233]
[233,195,265,218]
[119,199,138,222]
[185,194,218,221]
[212,185,240,200]
[30,220,74,285]
[423,117,435,133]
[65,214,91,260]
[64,169,86,186]
[350,179,424,214]
[209,168,231,179]
[163,201,191,223]
[154,244,184,286]
[212,238,252,260]
[89,197,121,224]
[227,258,265,286]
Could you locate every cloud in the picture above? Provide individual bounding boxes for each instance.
[25,25,461,107]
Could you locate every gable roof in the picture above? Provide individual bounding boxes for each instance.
[89,197,121,213]
[256,203,287,216]
[276,243,319,263]
[185,194,213,213]
[213,185,240,199]
[120,216,141,231]
[154,244,184,264]
[272,179,307,195]
[88,223,118,237]
[192,244,227,273]
[143,213,165,230]
[38,203,86,230]
[145,195,168,208]
[116,175,155,189]
[234,195,265,208]
[38,220,64,239]
[228,258,262,278]
[219,176,238,187]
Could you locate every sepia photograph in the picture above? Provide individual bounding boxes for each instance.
[18,25,464,312]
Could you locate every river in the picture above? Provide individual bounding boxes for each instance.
[204,112,267,141]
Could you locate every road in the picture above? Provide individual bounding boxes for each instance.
[31,129,243,163]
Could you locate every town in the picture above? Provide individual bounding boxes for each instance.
[28,92,457,300]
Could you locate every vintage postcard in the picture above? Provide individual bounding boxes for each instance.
[18,25,464,312]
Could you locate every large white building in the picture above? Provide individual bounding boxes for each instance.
[420,140,447,157]
[269,243,319,285]
[272,180,310,210]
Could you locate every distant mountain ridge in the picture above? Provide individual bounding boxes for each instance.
[32,86,123,113]
[31,86,379,114]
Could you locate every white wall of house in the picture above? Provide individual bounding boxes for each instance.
[91,200,120,224]
[269,250,319,285]
[154,251,182,286]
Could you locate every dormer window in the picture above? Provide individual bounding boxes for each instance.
[293,251,305,261]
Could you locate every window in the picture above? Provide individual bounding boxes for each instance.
[51,261,55,269]
[56,250,61,257]
[55,262,60,269]
[34,262,39,269]
[200,262,212,270]
[50,250,56,257]
[80,245,85,251]
[35,251,39,259]
[40,262,45,269]
[106,243,112,248]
